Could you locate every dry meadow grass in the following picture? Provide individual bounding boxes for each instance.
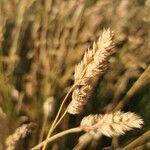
[0,0,150,150]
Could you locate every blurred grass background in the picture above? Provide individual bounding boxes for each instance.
[0,0,150,149]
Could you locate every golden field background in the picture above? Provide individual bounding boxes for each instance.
[0,0,150,149]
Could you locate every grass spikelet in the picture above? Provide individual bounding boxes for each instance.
[5,123,36,150]
[80,111,143,138]
[68,29,115,114]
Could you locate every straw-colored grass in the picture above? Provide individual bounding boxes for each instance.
[0,0,149,149]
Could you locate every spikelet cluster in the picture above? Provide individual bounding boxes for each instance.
[5,123,36,150]
[80,111,143,138]
[68,29,115,114]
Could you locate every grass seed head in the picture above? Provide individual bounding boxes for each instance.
[80,111,143,138]
[68,29,115,114]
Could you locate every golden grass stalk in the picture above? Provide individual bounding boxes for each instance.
[113,65,150,111]
[80,111,143,138]
[68,28,115,114]
[122,131,150,150]
[32,127,82,150]
[41,84,76,150]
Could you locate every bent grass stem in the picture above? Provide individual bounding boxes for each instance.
[32,127,82,150]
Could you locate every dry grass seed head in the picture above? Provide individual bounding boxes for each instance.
[68,29,115,114]
[80,111,143,138]
[5,123,36,150]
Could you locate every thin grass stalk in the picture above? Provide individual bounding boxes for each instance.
[113,66,150,111]
[32,127,82,150]
[42,84,76,150]
[130,143,150,150]
[52,107,68,130]
[122,131,150,150]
